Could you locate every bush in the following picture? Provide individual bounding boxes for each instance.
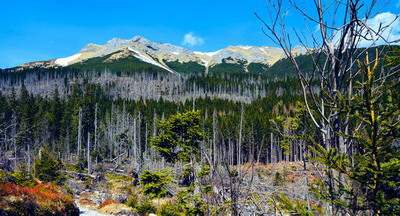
[34,147,64,183]
[180,164,196,186]
[126,193,139,208]
[0,169,6,183]
[273,171,285,186]
[11,164,34,186]
[197,164,210,178]
[136,199,156,215]
[11,170,34,187]
[140,169,172,198]
[158,201,181,216]
[175,189,207,215]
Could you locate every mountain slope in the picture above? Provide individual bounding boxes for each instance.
[66,48,172,75]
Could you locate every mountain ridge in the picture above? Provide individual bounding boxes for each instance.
[12,35,301,73]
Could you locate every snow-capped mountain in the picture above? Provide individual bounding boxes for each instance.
[16,36,305,73]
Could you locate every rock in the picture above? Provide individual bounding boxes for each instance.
[112,193,129,203]
[66,179,86,195]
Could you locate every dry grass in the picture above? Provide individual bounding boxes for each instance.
[78,198,96,206]
[98,199,118,208]
[105,172,133,193]
[237,161,318,182]
[98,203,133,215]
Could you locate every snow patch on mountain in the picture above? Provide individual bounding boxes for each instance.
[127,47,176,74]
[55,53,82,66]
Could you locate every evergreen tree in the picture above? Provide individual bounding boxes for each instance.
[34,147,64,183]
[150,110,204,163]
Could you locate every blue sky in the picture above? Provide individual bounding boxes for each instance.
[0,0,398,68]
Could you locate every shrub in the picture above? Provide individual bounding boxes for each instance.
[175,189,207,215]
[126,193,139,208]
[180,165,195,186]
[136,199,156,215]
[273,171,285,186]
[34,147,64,183]
[106,172,133,182]
[158,201,181,216]
[272,193,323,216]
[140,169,172,198]
[11,164,34,186]
[0,169,8,183]
[197,164,210,178]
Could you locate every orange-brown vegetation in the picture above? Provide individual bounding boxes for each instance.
[0,182,71,203]
[0,182,79,215]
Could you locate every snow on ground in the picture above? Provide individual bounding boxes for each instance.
[55,53,82,66]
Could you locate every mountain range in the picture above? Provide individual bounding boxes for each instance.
[0,35,314,103]
[12,35,305,74]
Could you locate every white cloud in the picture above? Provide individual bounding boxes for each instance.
[182,32,204,47]
[331,12,400,47]
[357,12,400,47]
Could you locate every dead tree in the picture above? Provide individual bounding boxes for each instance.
[94,103,98,164]
[77,108,82,159]
[87,132,91,174]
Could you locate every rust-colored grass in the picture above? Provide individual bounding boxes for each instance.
[0,182,71,203]
[0,182,77,215]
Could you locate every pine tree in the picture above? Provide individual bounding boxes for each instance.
[150,110,204,164]
[34,147,64,183]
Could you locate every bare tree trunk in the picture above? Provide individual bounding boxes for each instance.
[257,135,265,164]
[212,109,217,167]
[133,116,137,170]
[238,104,244,166]
[270,132,275,163]
[12,114,17,169]
[87,132,91,174]
[152,111,157,137]
[77,108,82,159]
[27,143,31,174]
[138,112,142,166]
[94,103,98,164]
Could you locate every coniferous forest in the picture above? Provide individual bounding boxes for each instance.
[0,1,400,215]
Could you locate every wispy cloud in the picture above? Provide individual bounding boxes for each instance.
[182,32,204,47]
